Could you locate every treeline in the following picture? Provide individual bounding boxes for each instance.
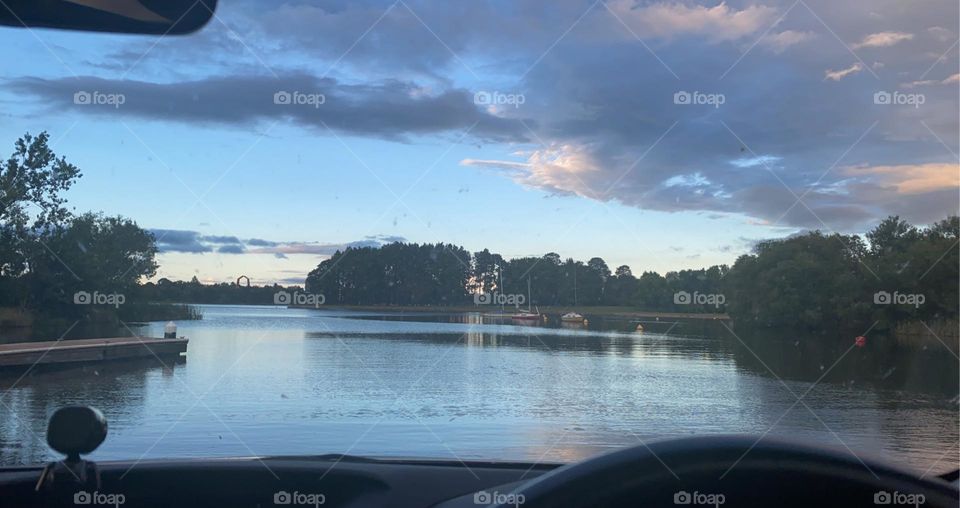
[306,216,958,334]
[135,277,303,305]
[727,216,958,334]
[304,244,726,309]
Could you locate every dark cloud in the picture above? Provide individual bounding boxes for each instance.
[11,0,958,232]
[149,229,211,253]
[7,73,531,143]
[217,245,246,254]
[247,238,279,247]
[201,235,242,244]
[455,0,958,231]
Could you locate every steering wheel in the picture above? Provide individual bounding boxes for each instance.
[496,435,958,507]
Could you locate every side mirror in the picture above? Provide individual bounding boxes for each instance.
[47,406,107,462]
[0,0,216,35]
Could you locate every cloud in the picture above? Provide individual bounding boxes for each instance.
[463,145,606,198]
[844,163,960,194]
[247,238,279,247]
[246,235,409,255]
[217,244,246,254]
[149,229,211,253]
[824,62,863,81]
[8,0,958,237]
[201,235,241,244]
[927,26,953,42]
[603,1,779,42]
[7,73,532,143]
[902,73,960,88]
[761,30,817,53]
[852,31,914,49]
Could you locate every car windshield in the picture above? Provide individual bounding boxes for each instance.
[0,0,957,477]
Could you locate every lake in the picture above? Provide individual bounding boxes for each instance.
[1,304,957,474]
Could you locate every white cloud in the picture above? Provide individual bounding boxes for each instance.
[605,0,779,42]
[927,26,953,42]
[462,144,604,198]
[902,73,960,88]
[845,163,960,194]
[852,31,914,49]
[824,62,863,81]
[761,30,816,53]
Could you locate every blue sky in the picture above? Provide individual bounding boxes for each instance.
[1,0,957,284]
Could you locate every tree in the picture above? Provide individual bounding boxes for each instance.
[0,132,81,302]
[23,213,158,313]
[725,231,871,331]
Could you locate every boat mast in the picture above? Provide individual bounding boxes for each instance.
[527,277,532,313]
[573,265,578,307]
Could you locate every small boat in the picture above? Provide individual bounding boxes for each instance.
[560,268,585,324]
[510,311,541,322]
[511,278,541,323]
[635,323,644,332]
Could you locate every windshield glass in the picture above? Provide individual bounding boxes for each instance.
[0,0,957,476]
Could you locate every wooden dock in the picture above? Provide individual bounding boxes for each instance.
[0,337,188,369]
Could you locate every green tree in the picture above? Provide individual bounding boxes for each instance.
[0,132,81,303]
[24,213,158,313]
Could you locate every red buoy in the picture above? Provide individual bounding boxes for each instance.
[854,336,866,348]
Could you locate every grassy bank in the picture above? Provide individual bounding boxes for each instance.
[894,320,959,356]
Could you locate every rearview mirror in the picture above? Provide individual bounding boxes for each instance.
[0,0,216,35]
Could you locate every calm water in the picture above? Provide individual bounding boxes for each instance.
[1,305,957,474]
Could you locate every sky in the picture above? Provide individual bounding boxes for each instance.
[0,0,957,285]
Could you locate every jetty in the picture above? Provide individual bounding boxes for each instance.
[0,337,187,370]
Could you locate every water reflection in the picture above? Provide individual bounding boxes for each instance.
[0,357,183,465]
[0,305,955,473]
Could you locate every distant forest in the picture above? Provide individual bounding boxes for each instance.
[301,215,959,335]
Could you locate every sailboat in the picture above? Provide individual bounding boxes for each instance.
[561,266,585,323]
[511,278,541,323]
[482,265,512,320]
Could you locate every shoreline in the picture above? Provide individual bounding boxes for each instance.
[288,303,731,321]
